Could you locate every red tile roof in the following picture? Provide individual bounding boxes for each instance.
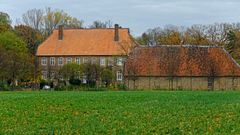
[36,28,134,56]
[124,45,240,77]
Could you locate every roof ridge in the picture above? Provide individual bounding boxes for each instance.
[138,45,222,48]
[53,28,129,30]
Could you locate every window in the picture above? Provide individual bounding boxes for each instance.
[83,57,88,64]
[117,57,123,66]
[82,75,87,84]
[58,57,63,65]
[42,71,47,80]
[92,57,97,64]
[50,71,55,79]
[100,57,105,66]
[208,77,214,90]
[67,57,72,64]
[41,57,47,66]
[50,57,55,66]
[117,71,123,81]
[75,57,80,64]
[108,57,113,66]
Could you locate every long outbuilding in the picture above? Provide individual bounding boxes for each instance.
[124,45,240,90]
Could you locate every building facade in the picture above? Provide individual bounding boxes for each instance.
[124,45,240,90]
[36,24,135,83]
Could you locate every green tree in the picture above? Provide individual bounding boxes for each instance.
[59,63,82,81]
[82,64,102,86]
[0,31,32,86]
[0,12,12,33]
[0,12,11,25]
[101,68,114,87]
[15,25,44,54]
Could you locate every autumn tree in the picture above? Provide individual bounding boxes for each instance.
[21,8,84,37]
[226,30,240,59]
[43,7,83,36]
[15,25,44,54]
[0,31,32,87]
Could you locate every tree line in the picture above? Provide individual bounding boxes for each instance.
[136,24,240,60]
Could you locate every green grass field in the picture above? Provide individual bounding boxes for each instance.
[0,91,240,134]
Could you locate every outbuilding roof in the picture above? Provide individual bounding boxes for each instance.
[124,45,240,77]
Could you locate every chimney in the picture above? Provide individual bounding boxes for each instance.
[114,24,119,41]
[58,25,64,40]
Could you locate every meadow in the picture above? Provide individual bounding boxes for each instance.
[0,91,240,134]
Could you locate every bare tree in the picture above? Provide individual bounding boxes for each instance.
[22,8,44,31]
[89,20,113,28]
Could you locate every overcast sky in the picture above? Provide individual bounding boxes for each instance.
[0,0,240,36]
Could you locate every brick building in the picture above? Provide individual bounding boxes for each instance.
[124,45,240,90]
[36,24,135,83]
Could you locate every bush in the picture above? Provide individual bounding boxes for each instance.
[0,82,11,91]
[117,84,127,90]
[69,78,81,85]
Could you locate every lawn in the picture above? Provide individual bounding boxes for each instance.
[0,91,240,134]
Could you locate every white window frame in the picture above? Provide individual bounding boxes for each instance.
[75,57,80,64]
[117,57,123,66]
[108,57,113,66]
[100,57,105,66]
[50,57,55,66]
[41,57,47,66]
[83,57,88,64]
[92,57,97,64]
[117,71,123,81]
[67,57,72,64]
[58,57,63,66]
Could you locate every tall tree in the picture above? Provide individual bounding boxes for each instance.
[226,30,240,59]
[22,8,44,31]
[0,12,11,25]
[0,12,12,33]
[43,7,84,36]
[15,25,44,54]
[0,31,32,86]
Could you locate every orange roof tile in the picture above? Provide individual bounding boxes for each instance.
[36,28,134,56]
[125,45,240,77]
